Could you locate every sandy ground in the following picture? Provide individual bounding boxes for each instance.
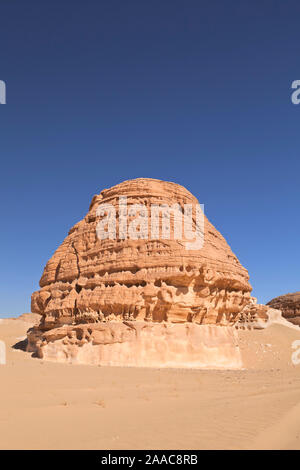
[1,315,300,450]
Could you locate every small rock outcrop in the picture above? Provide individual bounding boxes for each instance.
[267,292,300,326]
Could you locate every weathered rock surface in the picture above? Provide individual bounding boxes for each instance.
[267,292,300,326]
[27,321,243,369]
[26,306,288,368]
[29,178,270,367]
[31,178,252,325]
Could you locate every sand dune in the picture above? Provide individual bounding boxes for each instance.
[0,315,300,450]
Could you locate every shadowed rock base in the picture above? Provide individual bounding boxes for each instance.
[27,322,243,369]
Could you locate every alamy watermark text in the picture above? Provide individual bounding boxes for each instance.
[0,80,6,104]
[96,196,204,250]
[291,80,300,104]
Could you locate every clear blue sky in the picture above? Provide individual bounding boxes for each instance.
[0,0,299,317]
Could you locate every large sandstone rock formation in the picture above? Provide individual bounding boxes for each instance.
[28,178,271,367]
[267,292,300,326]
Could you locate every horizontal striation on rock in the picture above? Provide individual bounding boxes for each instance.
[31,178,253,331]
[267,292,300,325]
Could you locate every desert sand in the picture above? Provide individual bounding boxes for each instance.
[1,314,300,450]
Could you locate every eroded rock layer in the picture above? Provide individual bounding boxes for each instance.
[267,292,300,325]
[27,305,288,367]
[27,322,243,369]
[31,178,253,331]
[29,178,271,366]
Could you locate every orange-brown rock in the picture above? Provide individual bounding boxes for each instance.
[31,178,252,327]
[29,178,269,365]
[267,292,300,326]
